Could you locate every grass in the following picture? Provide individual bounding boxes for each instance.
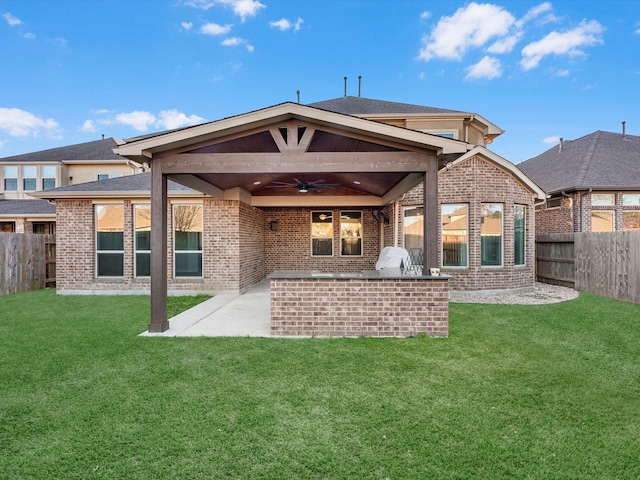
[0,290,638,479]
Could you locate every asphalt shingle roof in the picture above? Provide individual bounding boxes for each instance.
[40,173,196,194]
[518,130,640,194]
[307,96,465,115]
[0,137,125,162]
[0,199,56,215]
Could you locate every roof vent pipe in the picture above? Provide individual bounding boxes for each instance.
[622,120,626,138]
[296,90,300,104]
[358,75,362,97]
[344,76,347,97]
[559,137,563,152]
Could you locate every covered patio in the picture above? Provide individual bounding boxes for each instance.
[115,102,468,335]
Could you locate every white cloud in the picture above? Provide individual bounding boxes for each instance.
[222,36,254,51]
[185,0,265,21]
[487,33,522,54]
[222,0,265,22]
[157,109,205,129]
[201,22,232,36]
[556,68,570,77]
[0,107,60,137]
[23,32,35,39]
[0,140,8,149]
[516,2,553,27]
[420,11,431,20]
[181,21,193,30]
[465,56,502,80]
[521,20,604,70]
[80,120,96,133]
[418,2,515,61]
[270,17,303,32]
[543,135,561,144]
[115,111,157,131]
[2,12,22,26]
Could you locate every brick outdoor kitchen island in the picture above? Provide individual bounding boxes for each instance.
[269,270,450,337]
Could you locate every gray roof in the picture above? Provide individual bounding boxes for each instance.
[0,137,125,163]
[0,199,56,216]
[518,130,640,194]
[307,96,465,115]
[38,173,196,195]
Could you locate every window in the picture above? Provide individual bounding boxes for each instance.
[311,211,333,256]
[622,194,640,206]
[96,205,124,277]
[591,211,614,232]
[546,197,562,209]
[22,166,37,191]
[340,211,362,256]
[441,204,468,267]
[174,204,203,277]
[0,222,15,232]
[134,205,151,277]
[591,193,614,206]
[623,211,640,231]
[97,173,122,180]
[403,206,424,265]
[42,166,56,190]
[32,222,55,234]
[514,205,526,266]
[3,166,17,191]
[425,130,457,139]
[481,203,503,266]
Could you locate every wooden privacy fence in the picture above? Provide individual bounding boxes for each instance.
[536,232,640,304]
[0,233,56,296]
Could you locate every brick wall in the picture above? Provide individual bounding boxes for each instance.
[263,207,382,273]
[402,156,537,291]
[270,277,449,337]
[535,196,574,234]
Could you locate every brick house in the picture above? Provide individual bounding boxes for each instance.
[0,137,141,233]
[34,97,545,332]
[518,130,640,234]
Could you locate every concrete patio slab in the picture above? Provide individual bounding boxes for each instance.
[140,279,272,337]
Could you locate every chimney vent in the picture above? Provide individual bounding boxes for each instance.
[358,75,362,97]
[622,120,626,138]
[343,76,347,97]
[559,137,563,152]
[296,90,300,104]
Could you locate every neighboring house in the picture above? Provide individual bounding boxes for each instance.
[0,137,141,232]
[518,130,640,234]
[33,97,545,331]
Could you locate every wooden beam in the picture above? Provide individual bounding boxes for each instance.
[157,152,434,174]
[150,168,169,333]
[381,173,424,205]
[423,163,439,271]
[168,174,224,198]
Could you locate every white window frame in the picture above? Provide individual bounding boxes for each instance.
[41,165,56,190]
[591,193,614,206]
[441,203,469,268]
[591,210,614,232]
[622,211,640,231]
[311,211,334,257]
[514,204,526,266]
[97,173,122,181]
[424,129,458,139]
[480,203,504,268]
[3,166,18,191]
[134,204,151,278]
[622,193,640,206]
[22,165,37,191]
[172,203,203,278]
[340,210,363,257]
[95,204,125,278]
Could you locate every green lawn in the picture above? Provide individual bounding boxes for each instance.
[1,290,638,479]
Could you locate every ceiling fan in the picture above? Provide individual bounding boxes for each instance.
[264,178,340,193]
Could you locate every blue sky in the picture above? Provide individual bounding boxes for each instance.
[1,0,639,163]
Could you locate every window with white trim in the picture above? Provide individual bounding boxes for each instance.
[514,205,526,266]
[97,173,122,181]
[591,211,614,232]
[591,193,614,206]
[173,204,203,277]
[311,211,333,256]
[3,166,17,191]
[622,194,640,206]
[441,204,468,267]
[95,204,124,277]
[340,211,362,256]
[623,211,640,231]
[23,166,37,191]
[481,203,503,267]
[134,205,151,277]
[42,166,56,190]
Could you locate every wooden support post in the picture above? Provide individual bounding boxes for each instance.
[423,162,439,271]
[150,167,169,332]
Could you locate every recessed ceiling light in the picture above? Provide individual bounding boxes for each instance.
[353,180,361,185]
[253,181,261,185]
